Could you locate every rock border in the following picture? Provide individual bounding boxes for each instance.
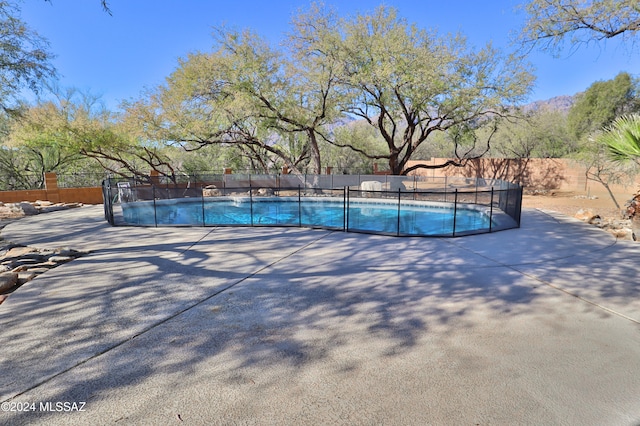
[0,243,89,304]
[0,201,93,305]
[573,208,634,240]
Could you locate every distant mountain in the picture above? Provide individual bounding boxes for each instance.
[524,95,576,114]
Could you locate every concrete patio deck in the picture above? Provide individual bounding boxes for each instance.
[1,205,639,425]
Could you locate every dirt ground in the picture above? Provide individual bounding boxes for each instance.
[521,186,635,220]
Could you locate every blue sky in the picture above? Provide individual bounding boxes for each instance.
[20,0,640,109]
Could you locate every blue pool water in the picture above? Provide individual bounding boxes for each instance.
[121,197,493,236]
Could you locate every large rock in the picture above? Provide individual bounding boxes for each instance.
[360,181,382,192]
[48,255,74,263]
[609,228,631,239]
[0,272,19,293]
[202,185,221,197]
[17,272,37,283]
[9,258,43,269]
[0,204,23,219]
[3,246,37,259]
[56,247,80,257]
[257,187,274,196]
[17,202,39,216]
[0,244,88,294]
[574,209,599,224]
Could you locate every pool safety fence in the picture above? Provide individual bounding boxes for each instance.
[102,174,523,237]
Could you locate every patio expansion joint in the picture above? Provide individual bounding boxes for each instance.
[445,238,640,326]
[1,229,338,403]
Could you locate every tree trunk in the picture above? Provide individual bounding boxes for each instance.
[388,151,404,175]
[308,130,322,175]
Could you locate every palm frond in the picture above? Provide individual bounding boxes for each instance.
[597,114,640,163]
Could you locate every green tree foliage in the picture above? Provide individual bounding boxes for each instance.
[567,72,640,139]
[127,25,342,175]
[490,109,575,158]
[9,88,176,182]
[573,130,639,210]
[0,102,100,190]
[518,1,640,214]
[292,5,534,175]
[597,115,640,223]
[126,5,533,176]
[321,120,387,174]
[520,0,640,53]
[0,108,33,189]
[169,144,247,175]
[0,1,55,112]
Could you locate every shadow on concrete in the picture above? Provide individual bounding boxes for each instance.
[1,207,639,424]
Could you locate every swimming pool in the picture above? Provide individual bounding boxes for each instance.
[120,196,513,237]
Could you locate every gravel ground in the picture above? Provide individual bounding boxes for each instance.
[522,189,631,219]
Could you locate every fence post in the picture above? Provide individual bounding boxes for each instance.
[444,176,448,202]
[504,185,510,216]
[201,187,205,226]
[452,189,458,237]
[102,179,113,225]
[517,186,523,227]
[152,184,158,227]
[250,180,254,226]
[44,172,60,203]
[489,187,494,232]
[475,178,479,204]
[298,185,302,227]
[345,186,350,232]
[343,186,347,231]
[397,188,401,236]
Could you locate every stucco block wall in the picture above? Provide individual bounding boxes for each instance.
[0,187,103,204]
[0,189,49,204]
[0,173,104,204]
[406,158,639,194]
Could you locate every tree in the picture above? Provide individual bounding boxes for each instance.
[573,131,638,210]
[567,72,640,139]
[520,0,640,53]
[127,26,342,175]
[0,98,104,189]
[0,1,55,112]
[321,120,387,173]
[127,5,532,177]
[293,5,534,175]
[593,115,640,233]
[0,106,35,190]
[9,87,176,183]
[520,0,640,231]
[489,109,575,158]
